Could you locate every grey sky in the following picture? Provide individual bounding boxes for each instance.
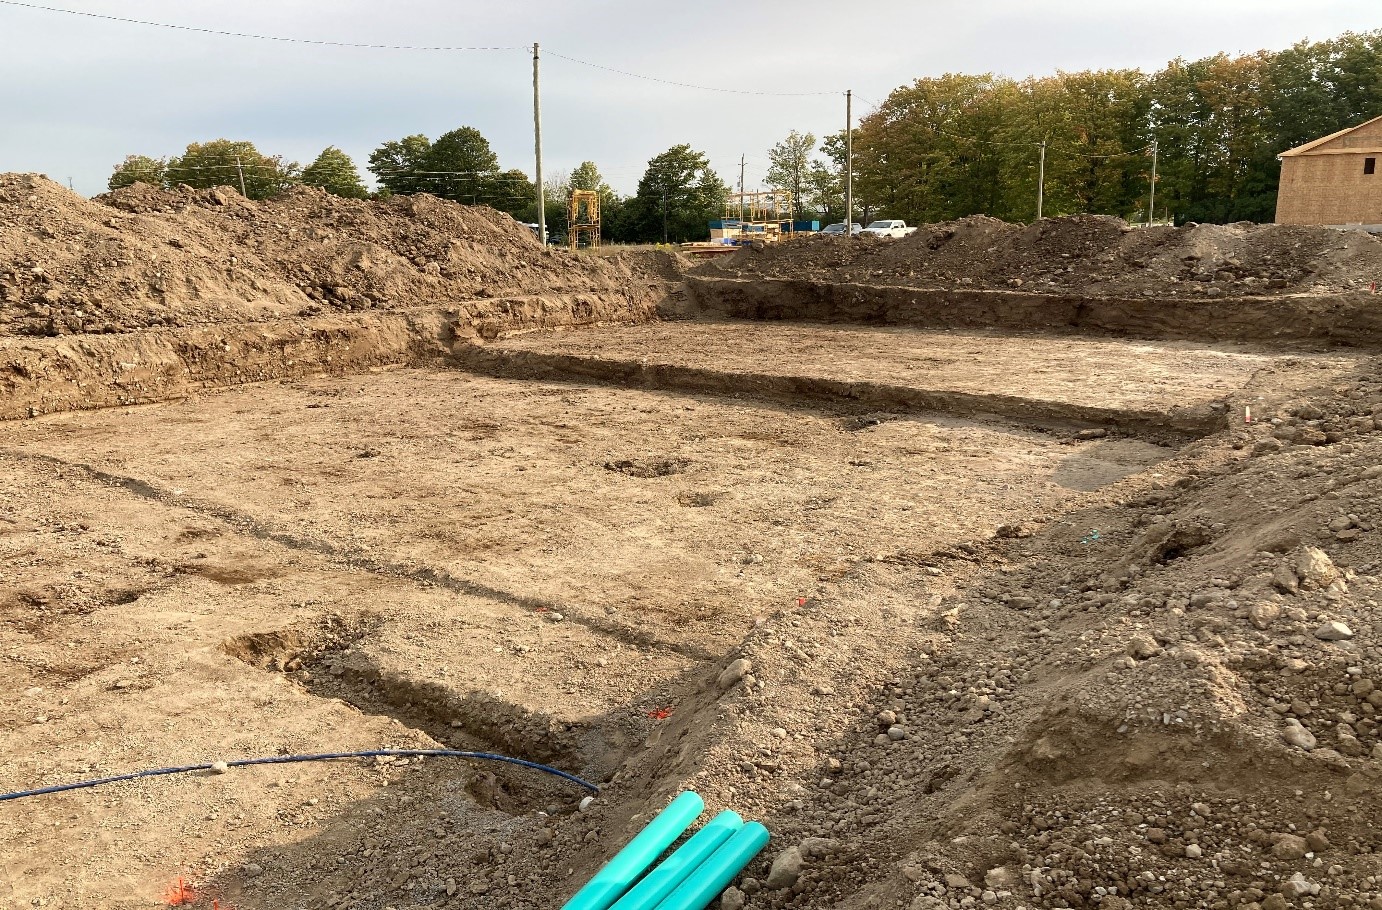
[1,0,1378,198]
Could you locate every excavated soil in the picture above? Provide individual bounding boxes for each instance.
[3,192,1382,910]
[0,174,680,337]
[702,215,1382,299]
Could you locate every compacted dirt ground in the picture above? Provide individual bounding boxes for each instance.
[4,178,1382,910]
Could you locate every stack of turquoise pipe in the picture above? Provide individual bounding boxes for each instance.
[559,791,771,910]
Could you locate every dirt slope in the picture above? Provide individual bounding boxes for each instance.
[705,214,1382,299]
[0,174,675,337]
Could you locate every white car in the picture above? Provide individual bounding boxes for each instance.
[861,219,916,238]
[820,222,863,236]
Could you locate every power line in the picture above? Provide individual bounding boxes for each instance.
[542,50,841,97]
[0,1,846,96]
[0,0,520,50]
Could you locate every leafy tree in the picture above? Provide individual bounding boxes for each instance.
[807,130,880,224]
[165,140,298,199]
[569,161,609,193]
[846,28,1382,226]
[107,154,167,191]
[423,126,502,203]
[568,160,621,238]
[622,145,729,243]
[301,146,369,199]
[765,130,816,218]
[492,168,538,220]
[992,69,1149,220]
[368,134,432,195]
[855,73,1007,223]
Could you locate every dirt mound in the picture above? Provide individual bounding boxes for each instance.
[0,173,670,336]
[707,213,1382,298]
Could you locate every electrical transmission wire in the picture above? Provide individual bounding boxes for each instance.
[936,128,1155,159]
[0,1,847,96]
[544,50,841,97]
[0,0,521,49]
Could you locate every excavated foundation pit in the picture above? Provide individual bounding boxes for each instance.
[0,315,1369,908]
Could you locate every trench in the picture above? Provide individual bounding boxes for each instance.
[220,620,633,814]
[447,343,1216,442]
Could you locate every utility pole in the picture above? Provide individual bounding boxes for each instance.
[532,42,546,245]
[845,89,853,233]
[739,154,746,224]
[1146,139,1159,227]
[1036,140,1047,221]
[234,155,247,197]
[661,184,669,244]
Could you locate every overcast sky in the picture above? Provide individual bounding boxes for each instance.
[1,0,1379,198]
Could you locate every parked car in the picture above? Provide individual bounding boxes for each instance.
[861,219,916,238]
[820,222,863,236]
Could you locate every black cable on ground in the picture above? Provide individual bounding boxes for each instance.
[0,749,599,803]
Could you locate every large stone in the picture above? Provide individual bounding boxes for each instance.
[764,846,803,889]
[1126,634,1162,660]
[1295,547,1338,588]
[1265,558,1299,594]
[984,867,1015,890]
[720,886,746,910]
[1283,723,1317,751]
[798,837,838,860]
[1272,833,1309,860]
[717,658,752,690]
[1249,601,1282,629]
[1314,621,1355,642]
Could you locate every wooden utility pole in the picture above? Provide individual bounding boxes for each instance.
[1147,139,1159,227]
[845,90,853,232]
[739,154,746,224]
[234,155,247,197]
[1037,140,1047,221]
[533,43,546,245]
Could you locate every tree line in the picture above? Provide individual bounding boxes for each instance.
[107,132,731,244]
[841,30,1382,225]
[106,29,1381,242]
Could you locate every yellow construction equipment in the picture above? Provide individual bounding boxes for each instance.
[568,189,601,250]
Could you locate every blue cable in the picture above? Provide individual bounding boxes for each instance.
[0,748,599,803]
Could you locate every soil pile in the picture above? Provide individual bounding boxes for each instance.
[707,214,1382,299]
[0,173,673,337]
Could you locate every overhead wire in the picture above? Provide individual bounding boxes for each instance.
[0,1,846,96]
[0,0,521,50]
[543,50,841,97]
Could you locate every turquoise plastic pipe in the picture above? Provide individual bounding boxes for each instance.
[560,791,705,910]
[651,821,770,910]
[607,811,744,910]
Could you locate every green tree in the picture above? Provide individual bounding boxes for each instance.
[301,146,369,199]
[569,161,610,194]
[855,73,1008,223]
[107,154,167,191]
[165,140,298,199]
[368,134,432,195]
[992,69,1150,221]
[492,168,539,220]
[807,129,881,224]
[765,130,816,219]
[423,126,501,203]
[623,145,729,243]
[568,161,621,238]
[812,28,1382,227]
